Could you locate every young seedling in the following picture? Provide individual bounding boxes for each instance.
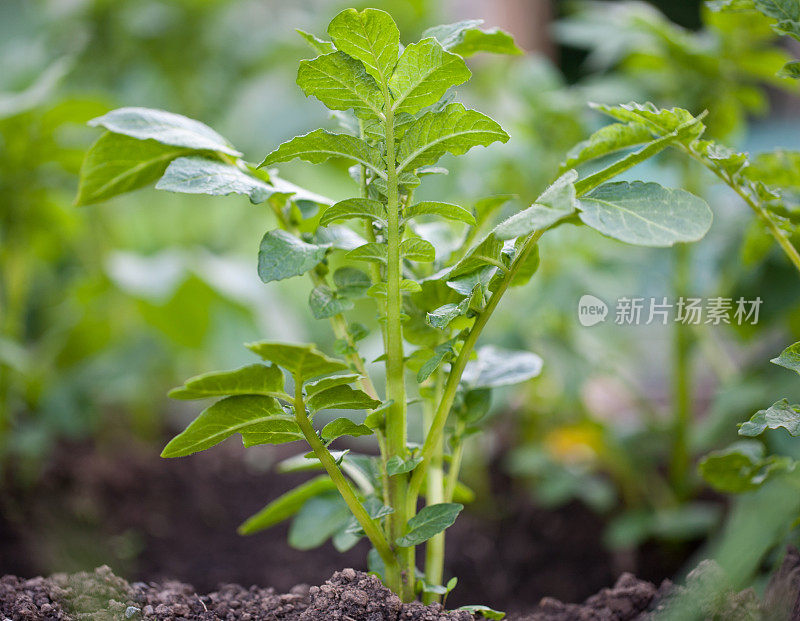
[76,8,715,606]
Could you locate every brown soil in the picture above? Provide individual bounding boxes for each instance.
[0,566,474,620]
[0,438,697,614]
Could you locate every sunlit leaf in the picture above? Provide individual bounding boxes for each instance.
[577,181,713,247]
[397,103,509,172]
[156,156,272,203]
[320,198,387,227]
[297,52,384,119]
[260,130,386,179]
[168,363,286,400]
[89,107,240,156]
[561,122,652,171]
[494,170,578,240]
[405,201,476,225]
[423,20,522,57]
[328,8,399,86]
[161,395,301,457]
[246,341,349,381]
[389,39,471,115]
[772,341,800,375]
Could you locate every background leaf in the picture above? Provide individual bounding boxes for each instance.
[578,181,713,247]
[238,475,336,535]
[155,156,272,204]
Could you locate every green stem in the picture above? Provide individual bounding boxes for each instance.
[384,105,414,601]
[669,243,692,496]
[423,373,445,604]
[409,229,545,504]
[291,373,398,575]
[681,146,800,276]
[444,423,466,502]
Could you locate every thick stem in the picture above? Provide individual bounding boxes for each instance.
[423,374,445,604]
[292,374,398,573]
[383,106,414,601]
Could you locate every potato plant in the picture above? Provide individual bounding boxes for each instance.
[75,8,721,605]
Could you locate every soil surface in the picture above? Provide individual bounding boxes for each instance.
[0,439,693,614]
[3,556,798,620]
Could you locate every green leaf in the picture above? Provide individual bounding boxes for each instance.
[461,346,542,388]
[494,170,578,240]
[577,181,713,247]
[257,230,327,283]
[417,339,458,383]
[423,20,522,57]
[401,237,436,262]
[161,395,302,458]
[75,132,189,205]
[427,298,471,330]
[327,8,399,87]
[590,102,704,143]
[168,363,286,400]
[155,156,272,204]
[320,198,387,227]
[238,475,336,535]
[386,455,423,475]
[346,242,388,264]
[304,373,361,397]
[396,502,463,547]
[739,399,800,437]
[448,234,504,280]
[509,242,540,287]
[405,201,476,225]
[89,107,240,156]
[694,141,749,175]
[333,267,372,298]
[321,417,374,441]
[260,130,386,179]
[307,384,381,412]
[744,151,800,189]
[771,341,800,375]
[246,341,349,381]
[698,441,794,493]
[778,60,800,78]
[457,605,506,620]
[296,29,335,55]
[396,103,509,173]
[561,122,653,171]
[389,39,471,115]
[753,0,799,21]
[289,493,351,550]
[297,52,384,119]
[308,285,354,320]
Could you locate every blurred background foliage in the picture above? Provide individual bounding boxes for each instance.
[1,0,799,577]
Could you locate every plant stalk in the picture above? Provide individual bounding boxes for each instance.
[423,373,445,604]
[383,105,414,601]
[409,229,545,504]
[291,373,398,576]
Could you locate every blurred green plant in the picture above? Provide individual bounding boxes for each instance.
[74,7,723,606]
[502,0,800,555]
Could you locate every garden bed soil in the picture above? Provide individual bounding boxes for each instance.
[3,553,800,620]
[0,439,693,614]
